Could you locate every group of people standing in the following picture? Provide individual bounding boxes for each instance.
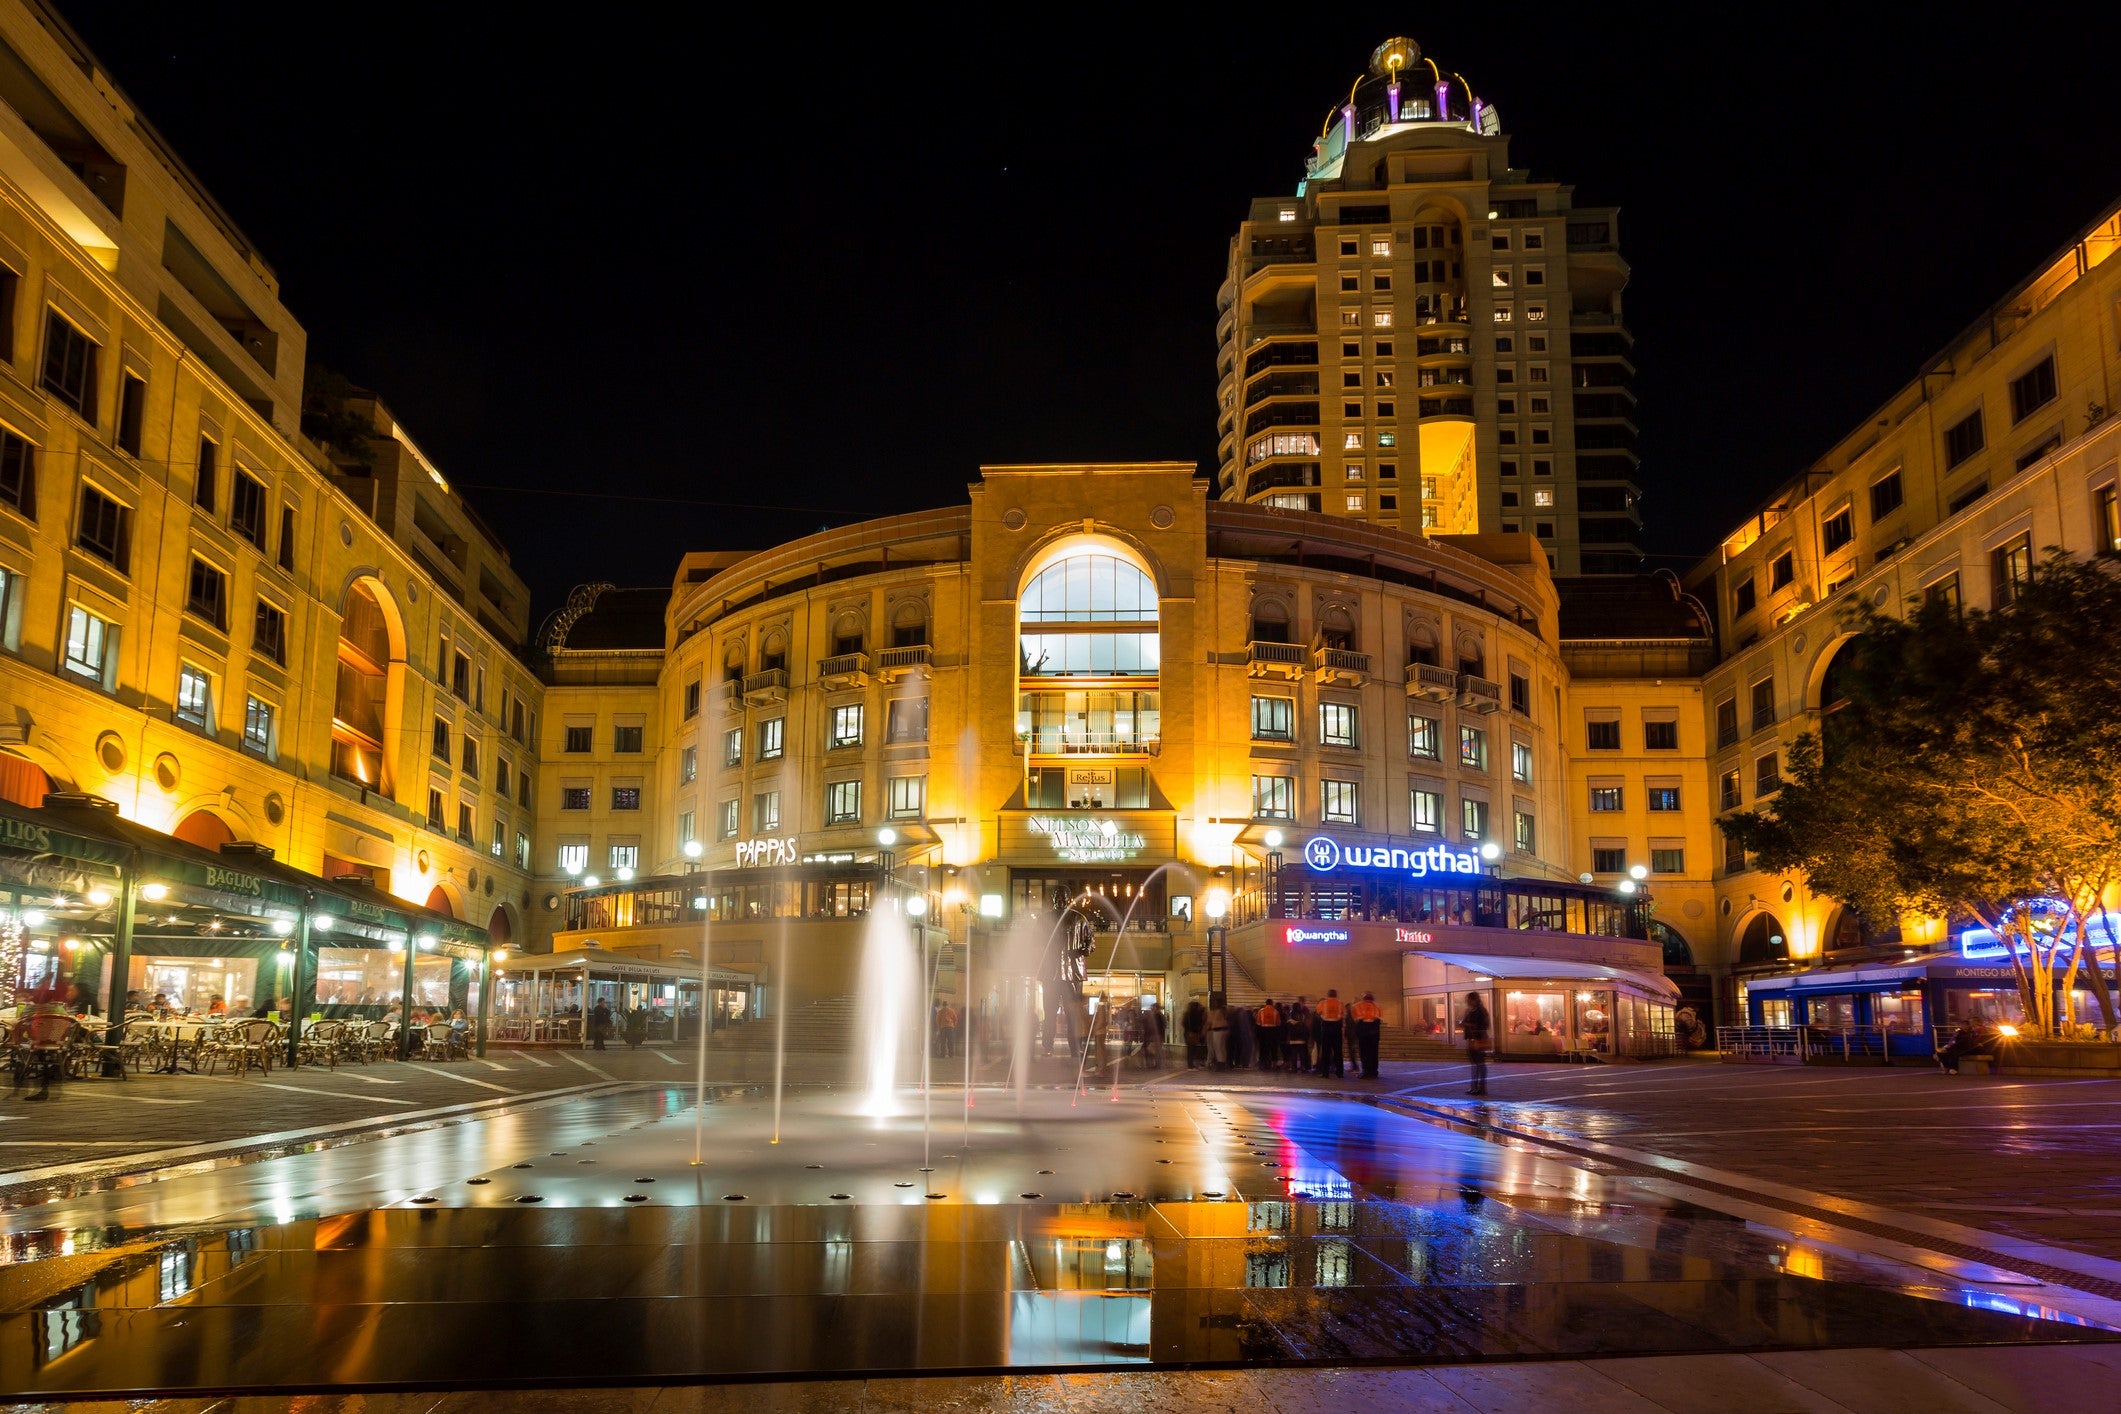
[1179,989,1388,1080]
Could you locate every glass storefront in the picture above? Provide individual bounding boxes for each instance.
[1806,993,1857,1030]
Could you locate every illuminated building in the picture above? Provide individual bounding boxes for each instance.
[1215,37,1642,574]
[0,1,533,964]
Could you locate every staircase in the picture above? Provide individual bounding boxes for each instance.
[699,995,862,1055]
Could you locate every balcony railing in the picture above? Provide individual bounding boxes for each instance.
[817,651,870,683]
[742,668,789,704]
[1312,647,1372,683]
[1406,662,1459,700]
[1459,675,1503,713]
[1246,641,1306,676]
[1017,731,1161,756]
[877,644,932,678]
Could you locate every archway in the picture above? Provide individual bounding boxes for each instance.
[171,810,237,850]
[1736,912,1789,967]
[1813,637,1859,714]
[425,885,456,918]
[1648,919,1693,968]
[486,904,514,948]
[0,751,53,809]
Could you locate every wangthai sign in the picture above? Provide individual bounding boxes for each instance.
[1302,835,1483,879]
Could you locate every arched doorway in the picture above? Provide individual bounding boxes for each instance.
[425,885,455,918]
[0,752,52,809]
[1736,912,1789,967]
[1648,919,1693,968]
[486,904,513,948]
[171,810,237,850]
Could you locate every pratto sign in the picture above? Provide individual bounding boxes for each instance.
[1302,835,1482,879]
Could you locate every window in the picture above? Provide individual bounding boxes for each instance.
[1755,753,1781,796]
[719,800,739,839]
[1769,552,1794,590]
[753,790,781,832]
[1643,720,1679,751]
[1514,810,1535,853]
[1718,770,1741,811]
[115,371,145,456]
[1991,535,2032,608]
[1408,787,1442,833]
[1492,269,1512,288]
[252,600,286,665]
[1509,671,1529,715]
[456,802,475,842]
[1821,507,1854,554]
[242,696,274,757]
[1715,699,1738,749]
[1408,714,1439,760]
[491,818,506,859]
[888,774,925,819]
[1589,786,1623,813]
[193,436,217,512]
[1586,719,1620,750]
[609,843,639,872]
[1870,470,1903,520]
[2099,484,2121,554]
[677,811,697,849]
[722,728,742,766]
[1461,797,1489,840]
[613,723,643,753]
[230,471,268,549]
[680,744,698,784]
[1723,834,1746,873]
[432,717,451,759]
[758,717,785,761]
[460,735,480,781]
[0,428,30,521]
[1733,577,1757,616]
[1459,725,1487,770]
[829,704,864,748]
[176,664,212,728]
[1746,677,1776,733]
[185,556,227,629]
[76,484,129,569]
[1523,231,1544,250]
[1251,695,1293,741]
[561,786,590,811]
[1947,480,1988,515]
[1344,493,1365,513]
[2009,356,2057,424]
[277,505,295,571]
[1524,267,1545,286]
[515,832,531,870]
[1651,847,1685,874]
[1321,779,1359,825]
[1592,846,1625,874]
[564,724,593,753]
[683,678,701,719]
[1340,273,1358,292]
[1648,786,1681,812]
[611,785,641,811]
[452,650,471,701]
[1319,701,1357,748]
[558,841,590,874]
[1372,310,1391,328]
[1944,409,1985,468]
[1532,459,1551,476]
[518,770,532,808]
[1511,740,1533,783]
[426,789,446,830]
[1252,774,1294,820]
[39,311,95,416]
[1371,236,1390,256]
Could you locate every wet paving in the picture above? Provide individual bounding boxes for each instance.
[0,1084,2110,1396]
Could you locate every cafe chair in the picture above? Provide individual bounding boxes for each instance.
[10,1011,76,1099]
[297,1020,345,1070]
[422,1021,461,1060]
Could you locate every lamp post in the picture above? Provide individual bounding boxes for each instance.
[907,891,929,1097]
[1264,829,1285,920]
[1203,888,1229,1010]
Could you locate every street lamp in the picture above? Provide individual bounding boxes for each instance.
[1628,863,1649,881]
[1203,889,1229,1009]
[1479,841,1502,863]
[1262,829,1286,919]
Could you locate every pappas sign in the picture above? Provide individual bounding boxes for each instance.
[1303,835,1482,880]
[1286,925,1350,945]
[735,837,799,868]
[1026,815,1146,864]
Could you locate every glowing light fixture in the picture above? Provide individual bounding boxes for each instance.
[275,949,294,966]
[583,875,600,888]
[1264,829,1284,849]
[692,896,708,910]
[1617,879,1637,895]
[86,886,113,907]
[905,895,928,918]
[683,840,704,859]
[21,910,45,927]
[877,827,897,847]
[141,883,169,902]
[616,867,634,882]
[979,894,1005,919]
[1203,889,1230,922]
[493,948,509,962]
[270,918,294,936]
[1628,864,1649,881]
[1478,842,1502,862]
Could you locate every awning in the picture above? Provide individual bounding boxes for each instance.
[1412,950,1681,1001]
[1746,962,1930,992]
[498,948,749,985]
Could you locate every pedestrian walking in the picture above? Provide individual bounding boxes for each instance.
[588,998,613,1052]
[1460,991,1491,1095]
[1182,998,1207,1068]
[1255,999,1283,1070]
[1315,990,1346,1077]
[1285,998,1312,1074]
[1230,1001,1255,1068]
[1206,1001,1230,1068]
[1351,991,1383,1078]
[937,1002,960,1059]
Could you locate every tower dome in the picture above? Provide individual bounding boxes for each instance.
[1307,36,1497,183]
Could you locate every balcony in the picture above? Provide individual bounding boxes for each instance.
[742,669,788,706]
[1244,339,1318,379]
[1244,462,1321,499]
[1244,371,1320,408]
[876,644,932,682]
[1405,662,1459,701]
[1312,647,1371,686]
[1016,730,1161,757]
[1247,641,1306,680]
[718,679,746,716]
[817,652,870,689]
[1459,676,1503,714]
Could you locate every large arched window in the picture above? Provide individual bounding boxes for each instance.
[1736,912,1788,967]
[1017,548,1159,677]
[332,581,399,789]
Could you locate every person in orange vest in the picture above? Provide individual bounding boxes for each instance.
[1351,991,1384,1078]
[1254,999,1283,1070]
[1315,989,1346,1078]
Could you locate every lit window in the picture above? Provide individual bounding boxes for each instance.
[1321,779,1359,825]
[1511,740,1532,783]
[611,786,641,810]
[1648,786,1681,811]
[758,717,785,760]
[1514,811,1535,852]
[825,779,861,825]
[1459,725,1487,770]
[1343,431,1363,451]
[1493,269,1513,289]
[889,774,926,819]
[1589,786,1623,812]
[723,728,742,766]
[560,786,590,811]
[1251,695,1294,741]
[1278,208,1297,222]
[829,703,864,748]
[1408,714,1439,760]
[1370,237,1390,256]
[1343,462,1364,481]
[176,664,213,729]
[1461,798,1488,839]
[1532,489,1553,507]
[1251,774,1294,820]
[558,842,589,874]
[680,744,698,783]
[609,843,638,871]
[63,605,111,686]
[1344,493,1365,512]
[1371,310,1392,328]
[1319,701,1358,748]
[1410,788,1442,833]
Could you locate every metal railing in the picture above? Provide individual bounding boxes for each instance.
[817,651,869,679]
[1248,641,1306,666]
[1017,731,1161,756]
[1459,675,1502,712]
[1313,647,1372,675]
[877,644,932,672]
[1716,1025,1811,1062]
[1406,662,1460,697]
[741,668,789,697]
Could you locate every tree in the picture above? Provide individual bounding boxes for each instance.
[1723,552,2121,1038]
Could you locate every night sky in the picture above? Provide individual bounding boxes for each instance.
[56,4,2121,621]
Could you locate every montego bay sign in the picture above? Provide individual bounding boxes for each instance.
[1302,834,1482,879]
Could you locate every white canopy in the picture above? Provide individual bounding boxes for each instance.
[498,947,749,985]
[1413,950,1681,1001]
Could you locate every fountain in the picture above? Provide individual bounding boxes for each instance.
[856,900,922,1118]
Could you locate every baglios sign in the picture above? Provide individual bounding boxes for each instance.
[1302,834,1483,880]
[1026,815,1147,864]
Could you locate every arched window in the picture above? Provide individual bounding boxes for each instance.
[759,631,787,674]
[332,580,399,790]
[1250,598,1291,645]
[1816,640,1857,714]
[1737,913,1788,966]
[1648,919,1693,968]
[831,614,864,657]
[1320,606,1356,651]
[172,810,237,850]
[890,601,928,648]
[1457,636,1486,678]
[1018,547,1159,678]
[1407,623,1439,667]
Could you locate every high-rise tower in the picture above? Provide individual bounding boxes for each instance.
[1215,37,1642,573]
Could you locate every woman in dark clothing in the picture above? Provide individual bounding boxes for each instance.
[589,999,614,1052]
[1460,992,1492,1096]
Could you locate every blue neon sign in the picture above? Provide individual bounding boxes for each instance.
[1957,901,2120,960]
[1303,834,1482,879]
